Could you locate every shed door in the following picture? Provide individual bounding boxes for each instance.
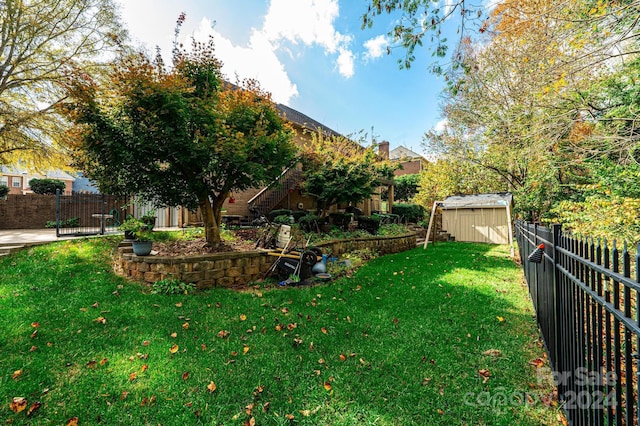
[458,212,488,243]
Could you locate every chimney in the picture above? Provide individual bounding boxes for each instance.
[378,141,390,160]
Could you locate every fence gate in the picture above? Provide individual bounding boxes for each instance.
[55,190,125,237]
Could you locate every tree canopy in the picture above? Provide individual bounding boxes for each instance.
[62,18,297,245]
[300,130,396,217]
[0,0,125,167]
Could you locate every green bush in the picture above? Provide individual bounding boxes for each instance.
[328,212,353,230]
[29,178,66,195]
[392,203,426,223]
[0,184,8,198]
[45,217,80,228]
[357,215,381,234]
[151,278,196,295]
[298,214,325,232]
[291,211,308,222]
[267,209,292,222]
[273,214,294,225]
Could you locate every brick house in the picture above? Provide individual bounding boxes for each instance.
[0,165,75,195]
[389,145,429,176]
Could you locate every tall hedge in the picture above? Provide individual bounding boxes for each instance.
[29,178,66,195]
[392,203,426,223]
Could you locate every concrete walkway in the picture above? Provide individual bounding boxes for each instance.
[0,229,82,245]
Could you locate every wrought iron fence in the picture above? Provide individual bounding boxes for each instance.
[55,190,125,237]
[516,220,640,425]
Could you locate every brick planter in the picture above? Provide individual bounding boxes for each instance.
[113,232,416,289]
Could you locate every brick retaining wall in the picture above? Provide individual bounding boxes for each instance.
[113,232,416,289]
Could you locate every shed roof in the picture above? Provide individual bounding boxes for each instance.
[440,192,513,209]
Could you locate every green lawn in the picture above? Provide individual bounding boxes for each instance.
[0,238,562,425]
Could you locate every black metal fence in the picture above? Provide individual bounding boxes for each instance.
[516,220,640,425]
[55,190,125,237]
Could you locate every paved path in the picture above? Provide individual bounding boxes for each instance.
[0,229,81,245]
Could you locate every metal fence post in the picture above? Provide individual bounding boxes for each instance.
[55,188,61,238]
[552,223,563,399]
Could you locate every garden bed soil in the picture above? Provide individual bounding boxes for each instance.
[152,228,258,257]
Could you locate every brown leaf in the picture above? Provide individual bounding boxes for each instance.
[482,349,503,357]
[30,329,38,339]
[245,402,254,415]
[217,330,230,338]
[100,358,108,365]
[287,323,297,330]
[175,302,182,307]
[141,364,148,372]
[170,332,178,338]
[86,360,97,369]
[142,340,150,346]
[478,369,491,383]
[31,322,40,328]
[262,401,271,413]
[94,316,106,324]
[66,417,79,426]
[207,381,217,392]
[182,371,190,380]
[422,377,431,386]
[92,302,99,308]
[26,401,42,417]
[240,314,247,321]
[29,345,38,352]
[201,343,207,351]
[281,307,289,314]
[323,382,332,391]
[129,372,138,381]
[285,413,295,420]
[339,354,347,361]
[10,397,27,413]
[318,358,325,364]
[182,322,189,330]
[12,369,23,380]
[275,324,282,332]
[170,344,179,354]
[321,327,327,334]
[243,345,250,355]
[529,358,545,368]
[140,397,149,406]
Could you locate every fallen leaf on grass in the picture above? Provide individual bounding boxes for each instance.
[10,397,27,413]
[94,316,107,324]
[169,344,179,354]
[182,322,189,330]
[217,330,230,338]
[240,314,247,321]
[321,327,327,334]
[27,401,41,417]
[207,381,217,392]
[182,371,189,380]
[482,349,503,357]
[285,413,294,420]
[175,302,182,307]
[323,382,332,391]
[12,369,23,380]
[243,345,250,355]
[262,401,271,413]
[31,322,40,328]
[66,417,79,426]
[142,340,150,346]
[339,354,347,361]
[244,417,256,426]
[201,344,207,351]
[496,316,505,323]
[478,369,491,383]
[141,364,148,372]
[100,358,108,365]
[530,358,545,368]
[170,332,178,338]
[129,372,138,381]
[29,346,37,352]
[86,361,97,369]
[245,402,254,415]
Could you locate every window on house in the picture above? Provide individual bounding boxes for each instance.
[0,176,7,186]
[12,177,21,187]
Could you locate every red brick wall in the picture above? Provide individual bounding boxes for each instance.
[394,160,422,176]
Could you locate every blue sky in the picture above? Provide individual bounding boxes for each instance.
[116,0,461,155]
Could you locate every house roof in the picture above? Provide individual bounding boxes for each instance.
[275,103,341,138]
[389,146,424,160]
[440,192,513,209]
[0,165,76,181]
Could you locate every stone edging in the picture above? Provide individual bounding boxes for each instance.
[113,232,416,289]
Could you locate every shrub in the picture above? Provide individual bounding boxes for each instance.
[298,214,325,232]
[0,184,8,198]
[273,214,294,225]
[45,217,80,228]
[268,209,292,222]
[357,215,381,234]
[328,212,353,230]
[392,203,426,223]
[151,278,196,295]
[291,211,308,222]
[29,178,66,195]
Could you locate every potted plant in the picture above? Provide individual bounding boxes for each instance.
[119,217,154,256]
[0,184,8,200]
[140,209,157,231]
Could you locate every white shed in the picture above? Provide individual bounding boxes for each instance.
[439,193,513,245]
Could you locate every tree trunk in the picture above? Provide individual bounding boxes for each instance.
[199,195,221,247]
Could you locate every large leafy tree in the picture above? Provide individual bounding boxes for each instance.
[0,0,125,166]
[62,21,297,246]
[300,130,396,217]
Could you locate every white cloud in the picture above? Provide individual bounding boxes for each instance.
[434,118,448,133]
[336,48,354,78]
[262,0,351,53]
[192,19,298,104]
[363,35,388,61]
